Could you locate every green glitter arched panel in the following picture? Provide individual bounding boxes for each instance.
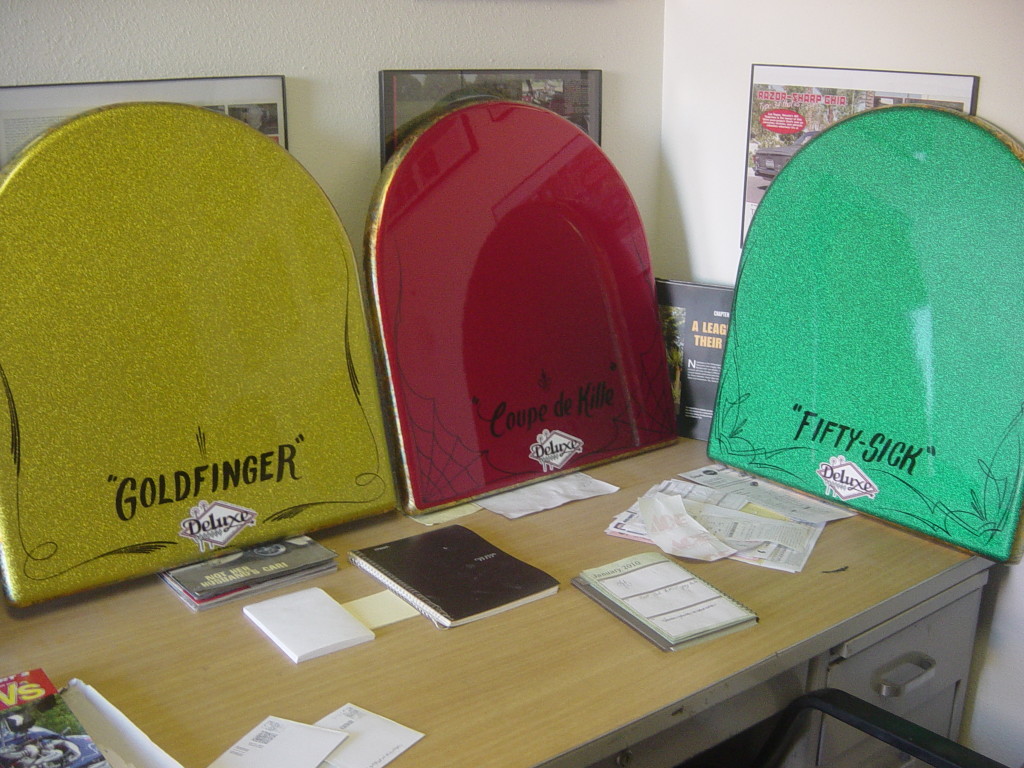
[709,105,1024,561]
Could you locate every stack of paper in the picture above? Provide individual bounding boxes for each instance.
[243,588,374,662]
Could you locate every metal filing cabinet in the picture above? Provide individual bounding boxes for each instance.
[813,571,987,767]
[584,570,987,768]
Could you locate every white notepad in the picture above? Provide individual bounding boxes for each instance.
[243,588,374,663]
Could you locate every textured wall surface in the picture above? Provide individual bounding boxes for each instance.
[1,0,665,269]
[660,0,1024,286]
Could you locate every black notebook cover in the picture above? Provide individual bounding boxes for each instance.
[348,525,559,627]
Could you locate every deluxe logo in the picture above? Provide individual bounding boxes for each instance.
[179,500,257,552]
[529,429,584,472]
[817,456,879,501]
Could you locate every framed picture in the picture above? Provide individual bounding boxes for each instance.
[742,64,979,242]
[378,69,601,164]
[0,75,287,166]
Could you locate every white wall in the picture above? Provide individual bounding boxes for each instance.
[658,1,1024,763]
[0,0,665,268]
[658,0,1024,286]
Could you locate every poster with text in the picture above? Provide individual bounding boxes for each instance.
[657,279,734,441]
[742,64,978,241]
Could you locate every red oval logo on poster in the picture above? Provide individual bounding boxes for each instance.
[760,108,807,134]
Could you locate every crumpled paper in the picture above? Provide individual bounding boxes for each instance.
[638,492,736,561]
[479,473,619,519]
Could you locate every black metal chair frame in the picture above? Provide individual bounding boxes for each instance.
[748,688,1011,768]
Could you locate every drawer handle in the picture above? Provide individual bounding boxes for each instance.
[873,652,936,698]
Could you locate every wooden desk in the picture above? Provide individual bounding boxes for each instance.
[2,440,992,768]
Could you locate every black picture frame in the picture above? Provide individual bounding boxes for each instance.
[0,75,287,167]
[378,69,601,165]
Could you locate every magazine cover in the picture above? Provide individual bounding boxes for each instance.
[162,535,336,598]
[656,279,734,441]
[0,668,109,767]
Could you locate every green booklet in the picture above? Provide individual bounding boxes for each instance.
[572,552,756,651]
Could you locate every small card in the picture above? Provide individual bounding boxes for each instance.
[208,716,347,768]
[315,704,424,768]
[243,588,374,663]
[343,590,421,629]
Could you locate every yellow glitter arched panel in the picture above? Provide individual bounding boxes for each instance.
[0,103,395,605]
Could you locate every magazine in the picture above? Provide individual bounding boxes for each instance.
[160,535,338,611]
[656,279,734,441]
[0,668,109,767]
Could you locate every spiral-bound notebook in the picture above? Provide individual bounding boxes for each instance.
[348,525,559,628]
[573,552,756,651]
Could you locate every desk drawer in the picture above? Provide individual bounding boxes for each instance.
[819,582,984,767]
[583,666,809,768]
